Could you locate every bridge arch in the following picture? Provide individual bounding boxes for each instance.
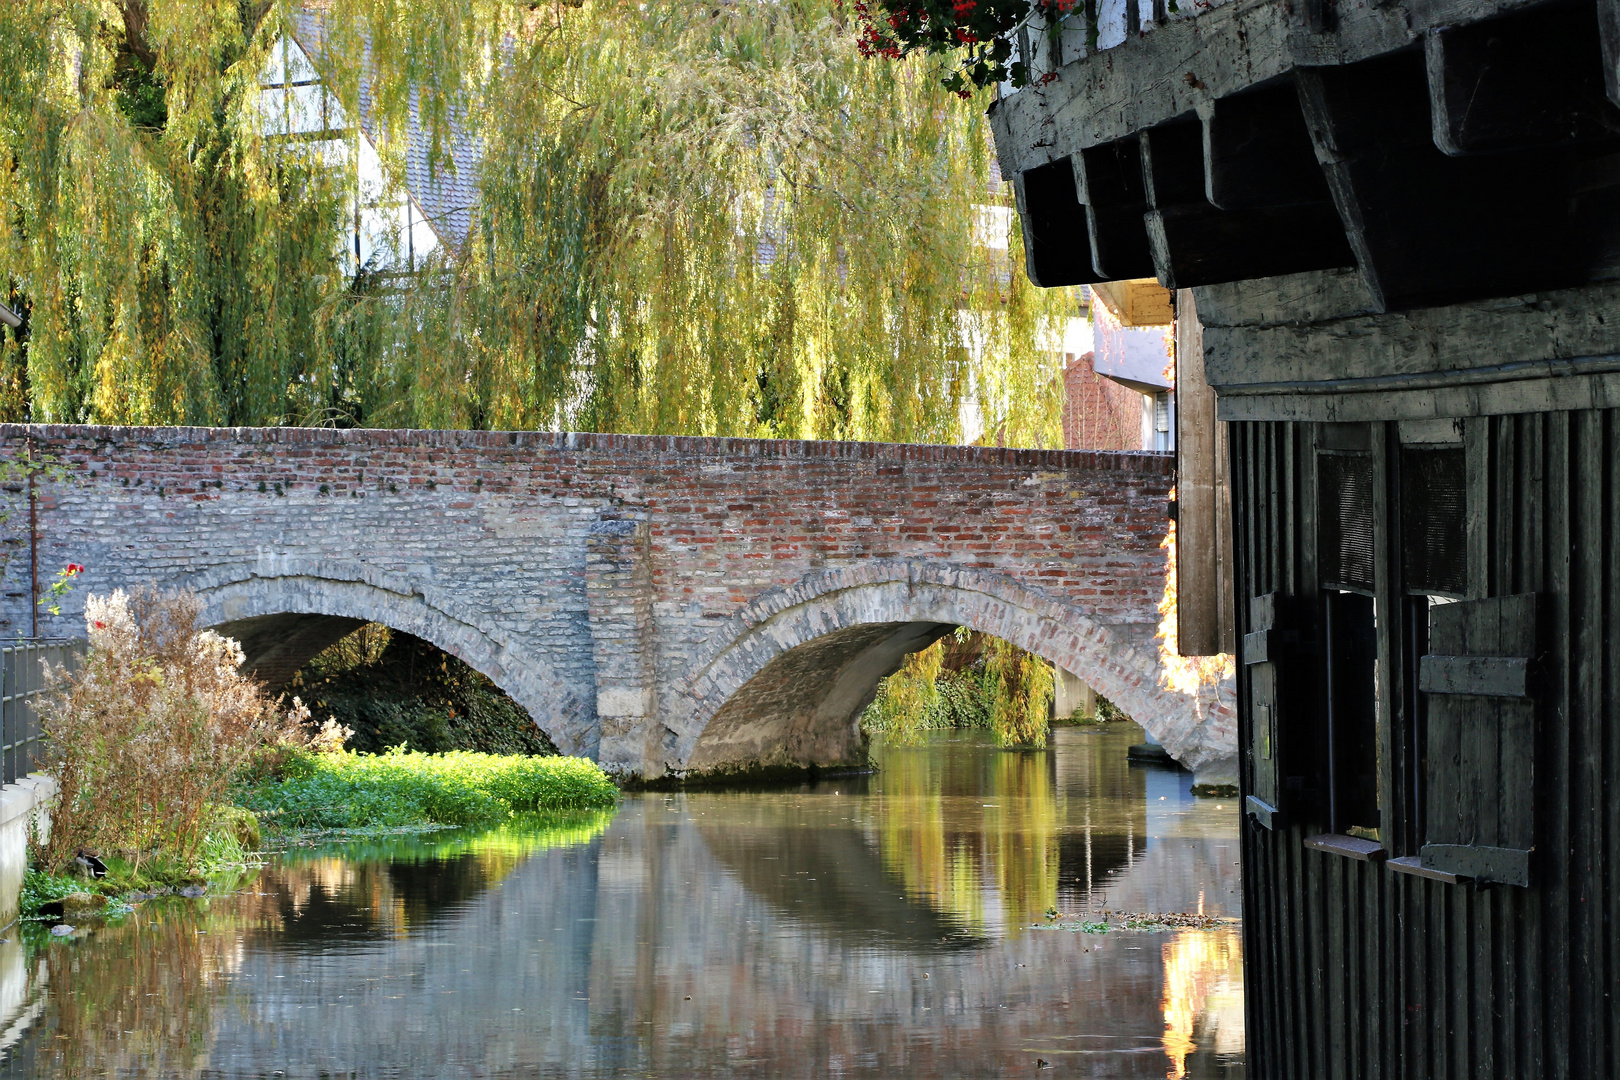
[668,563,1230,776]
[179,559,593,757]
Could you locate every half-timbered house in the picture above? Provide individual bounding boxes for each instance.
[990,1,1620,1075]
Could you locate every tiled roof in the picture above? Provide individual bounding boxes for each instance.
[288,9,480,249]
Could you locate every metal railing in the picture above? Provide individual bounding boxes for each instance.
[0,639,81,786]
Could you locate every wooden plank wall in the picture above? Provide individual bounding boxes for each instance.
[1232,410,1618,1080]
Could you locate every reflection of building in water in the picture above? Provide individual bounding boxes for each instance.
[1160,927,1245,1079]
[1052,725,1148,906]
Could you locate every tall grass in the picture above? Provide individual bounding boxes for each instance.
[238,749,619,831]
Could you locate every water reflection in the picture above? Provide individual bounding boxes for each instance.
[0,726,1244,1078]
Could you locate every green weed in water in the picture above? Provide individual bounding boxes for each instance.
[239,749,619,831]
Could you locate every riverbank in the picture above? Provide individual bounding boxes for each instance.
[5,750,619,930]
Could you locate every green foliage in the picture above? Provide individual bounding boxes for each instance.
[984,634,1052,748]
[238,749,619,831]
[860,639,944,744]
[1094,694,1129,723]
[290,624,556,755]
[20,867,90,919]
[0,0,1075,448]
[862,630,1052,746]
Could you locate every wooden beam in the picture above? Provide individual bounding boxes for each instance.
[1603,0,1620,109]
[1204,81,1335,210]
[1424,1,1618,156]
[1141,118,1355,289]
[1304,833,1387,861]
[1090,278,1173,326]
[1076,141,1157,281]
[1175,291,1233,658]
[1296,50,1589,311]
[1419,655,1532,698]
[1013,159,1105,287]
[1420,843,1530,886]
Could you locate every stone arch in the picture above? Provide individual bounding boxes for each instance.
[670,562,1230,775]
[177,558,592,757]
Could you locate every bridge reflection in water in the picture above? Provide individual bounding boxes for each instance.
[0,726,1243,1078]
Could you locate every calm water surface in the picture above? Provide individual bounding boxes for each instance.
[0,725,1244,1078]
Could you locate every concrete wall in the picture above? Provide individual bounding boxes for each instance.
[0,776,53,928]
[0,425,1236,776]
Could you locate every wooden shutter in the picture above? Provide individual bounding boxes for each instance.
[1419,593,1539,886]
[1245,592,1283,828]
[1401,447,1468,596]
[1318,453,1376,592]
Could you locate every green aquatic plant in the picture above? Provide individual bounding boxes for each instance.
[273,808,617,862]
[19,867,90,920]
[239,748,619,831]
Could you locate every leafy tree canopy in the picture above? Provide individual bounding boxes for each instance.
[0,0,1077,445]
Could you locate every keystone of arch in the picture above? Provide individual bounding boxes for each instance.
[672,561,1229,773]
[174,557,591,757]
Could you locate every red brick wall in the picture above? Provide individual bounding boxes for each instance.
[1062,352,1142,452]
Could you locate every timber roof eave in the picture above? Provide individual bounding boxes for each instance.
[986,0,1551,179]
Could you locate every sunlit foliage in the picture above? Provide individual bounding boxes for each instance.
[0,0,1076,444]
[863,629,1053,747]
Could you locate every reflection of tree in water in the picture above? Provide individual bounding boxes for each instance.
[0,813,615,1077]
[861,728,1154,934]
[17,900,249,1079]
[867,738,1060,933]
[1051,728,1149,908]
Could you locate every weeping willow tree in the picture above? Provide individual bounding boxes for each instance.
[0,0,1077,443]
[862,629,1053,747]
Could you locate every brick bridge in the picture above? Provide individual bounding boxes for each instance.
[0,426,1235,779]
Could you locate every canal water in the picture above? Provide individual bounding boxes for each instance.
[0,724,1244,1078]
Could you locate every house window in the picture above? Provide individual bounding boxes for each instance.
[1317,443,1379,837]
[1318,452,1375,593]
[1396,444,1469,854]
[1400,447,1467,597]
[1324,589,1379,836]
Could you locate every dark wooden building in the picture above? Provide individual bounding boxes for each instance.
[990,0,1620,1076]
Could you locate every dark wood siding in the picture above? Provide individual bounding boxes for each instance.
[1234,410,1619,1080]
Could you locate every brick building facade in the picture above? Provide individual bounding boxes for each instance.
[1061,351,1143,452]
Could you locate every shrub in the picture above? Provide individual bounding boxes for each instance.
[36,587,306,874]
[238,748,619,831]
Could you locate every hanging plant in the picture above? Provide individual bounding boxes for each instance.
[854,0,1085,96]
